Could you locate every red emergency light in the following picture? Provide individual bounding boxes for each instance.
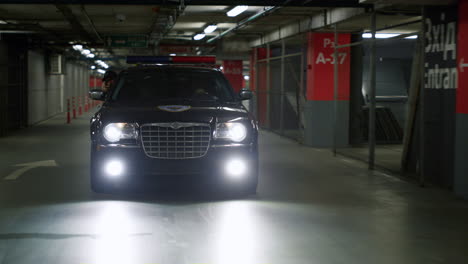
[126,55,216,65]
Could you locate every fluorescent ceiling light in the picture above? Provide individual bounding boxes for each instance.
[193,33,206,40]
[97,69,105,74]
[90,65,96,70]
[72,44,83,51]
[169,53,176,56]
[0,20,7,24]
[227,5,248,17]
[86,53,95,58]
[362,33,400,39]
[81,49,91,55]
[405,35,418,39]
[244,75,250,81]
[204,24,218,34]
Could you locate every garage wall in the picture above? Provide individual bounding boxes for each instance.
[362,40,416,128]
[28,50,89,125]
[0,41,8,136]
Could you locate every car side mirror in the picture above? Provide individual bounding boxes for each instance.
[239,88,253,101]
[89,89,106,101]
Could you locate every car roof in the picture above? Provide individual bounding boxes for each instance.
[124,65,220,73]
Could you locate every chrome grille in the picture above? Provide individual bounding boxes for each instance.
[140,123,211,159]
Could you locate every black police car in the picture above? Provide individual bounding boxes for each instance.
[89,65,258,194]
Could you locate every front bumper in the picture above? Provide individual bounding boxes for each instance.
[92,143,258,189]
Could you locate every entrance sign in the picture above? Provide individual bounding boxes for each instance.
[105,35,148,48]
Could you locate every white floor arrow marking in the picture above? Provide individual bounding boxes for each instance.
[4,160,58,180]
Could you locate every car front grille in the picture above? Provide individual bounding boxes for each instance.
[140,123,211,159]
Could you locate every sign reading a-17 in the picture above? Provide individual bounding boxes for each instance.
[105,35,148,48]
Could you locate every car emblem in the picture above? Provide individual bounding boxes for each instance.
[158,105,191,112]
[169,122,183,129]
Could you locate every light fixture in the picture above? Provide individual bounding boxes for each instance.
[214,122,247,142]
[227,5,248,17]
[72,44,83,51]
[105,160,124,177]
[169,53,176,56]
[104,124,122,143]
[96,60,109,69]
[362,33,400,39]
[193,33,206,40]
[0,20,7,24]
[405,35,418,39]
[225,158,247,178]
[86,53,95,58]
[97,69,106,74]
[103,123,138,143]
[244,75,250,81]
[91,65,96,70]
[81,49,91,55]
[204,24,218,34]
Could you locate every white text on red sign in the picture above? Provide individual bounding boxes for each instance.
[315,52,347,65]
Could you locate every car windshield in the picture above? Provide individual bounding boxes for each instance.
[111,68,235,104]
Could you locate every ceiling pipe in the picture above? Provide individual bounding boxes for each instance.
[0,30,39,34]
[207,0,294,43]
[81,5,103,43]
[207,5,280,43]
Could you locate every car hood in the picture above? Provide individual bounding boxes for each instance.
[98,103,249,124]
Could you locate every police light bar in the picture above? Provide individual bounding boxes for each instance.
[126,56,216,65]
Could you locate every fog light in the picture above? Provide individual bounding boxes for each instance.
[105,160,123,177]
[225,159,247,178]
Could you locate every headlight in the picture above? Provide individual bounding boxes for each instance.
[103,123,138,143]
[214,122,247,142]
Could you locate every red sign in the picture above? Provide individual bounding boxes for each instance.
[223,60,243,93]
[306,33,351,101]
[89,76,102,89]
[457,0,468,114]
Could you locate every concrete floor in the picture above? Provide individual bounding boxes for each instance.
[0,110,467,264]
[338,144,404,173]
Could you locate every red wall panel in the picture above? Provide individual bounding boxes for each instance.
[306,33,351,101]
[457,0,468,114]
[222,60,243,93]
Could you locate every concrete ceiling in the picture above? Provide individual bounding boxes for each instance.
[0,1,425,68]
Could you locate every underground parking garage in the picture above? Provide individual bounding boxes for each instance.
[0,0,468,263]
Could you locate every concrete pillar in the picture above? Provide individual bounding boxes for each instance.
[0,40,8,136]
[455,0,468,199]
[423,7,457,187]
[349,34,364,144]
[251,48,268,126]
[303,32,351,147]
